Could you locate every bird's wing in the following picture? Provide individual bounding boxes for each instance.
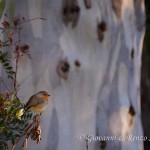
[25,95,44,110]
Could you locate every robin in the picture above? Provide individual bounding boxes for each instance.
[23,91,50,116]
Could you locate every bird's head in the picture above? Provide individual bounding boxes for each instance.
[37,91,51,100]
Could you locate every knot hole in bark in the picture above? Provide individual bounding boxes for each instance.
[97,20,107,42]
[131,48,134,59]
[74,60,81,68]
[62,0,80,28]
[129,105,136,116]
[57,59,70,80]
[128,105,136,126]
[84,0,92,9]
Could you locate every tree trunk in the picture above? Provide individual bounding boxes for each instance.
[0,0,145,150]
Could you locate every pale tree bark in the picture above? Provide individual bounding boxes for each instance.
[0,0,145,150]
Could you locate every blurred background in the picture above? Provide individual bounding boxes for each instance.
[0,0,149,150]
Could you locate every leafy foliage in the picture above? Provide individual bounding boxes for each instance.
[0,12,45,149]
[0,93,33,149]
[0,51,15,79]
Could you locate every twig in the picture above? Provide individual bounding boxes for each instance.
[21,17,46,24]
[22,138,28,150]
[13,16,21,92]
[0,76,10,92]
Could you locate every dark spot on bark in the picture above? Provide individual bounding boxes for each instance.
[61,61,70,73]
[112,0,122,19]
[14,43,31,59]
[62,0,80,28]
[84,0,92,9]
[98,21,107,32]
[57,59,70,80]
[100,140,107,149]
[131,48,134,59]
[71,5,80,13]
[20,44,29,51]
[74,60,81,67]
[97,25,104,42]
[129,105,136,116]
[97,21,107,42]
[63,7,68,15]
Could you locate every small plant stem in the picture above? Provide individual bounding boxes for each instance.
[0,76,10,92]
[13,17,21,93]
[21,17,46,24]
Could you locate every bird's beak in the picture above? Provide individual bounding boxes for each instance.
[48,94,51,96]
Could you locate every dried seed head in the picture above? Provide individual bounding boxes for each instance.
[29,116,41,143]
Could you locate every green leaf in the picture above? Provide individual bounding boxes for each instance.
[3,44,11,47]
[0,0,6,20]
[6,66,12,70]
[7,70,15,74]
[1,59,6,63]
[4,63,9,67]
[8,75,13,79]
[3,40,9,44]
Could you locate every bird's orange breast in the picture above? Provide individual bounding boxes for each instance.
[44,95,49,100]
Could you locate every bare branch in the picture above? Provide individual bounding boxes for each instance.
[21,17,46,24]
